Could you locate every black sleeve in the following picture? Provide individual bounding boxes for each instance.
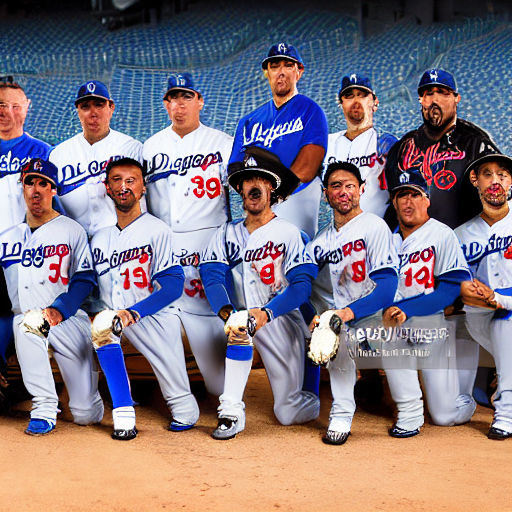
[383,139,402,231]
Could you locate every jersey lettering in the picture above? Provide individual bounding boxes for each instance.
[148,151,222,176]
[314,238,366,264]
[242,118,304,148]
[244,241,285,263]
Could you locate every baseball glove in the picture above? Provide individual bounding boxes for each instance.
[91,310,123,348]
[224,310,257,345]
[308,310,343,365]
[22,310,51,339]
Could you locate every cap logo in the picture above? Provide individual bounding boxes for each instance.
[278,43,287,53]
[350,74,357,83]
[87,82,96,93]
[33,160,43,171]
[429,70,438,81]
[399,172,410,184]
[245,156,258,167]
[176,74,186,86]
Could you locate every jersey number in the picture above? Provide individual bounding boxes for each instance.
[351,260,366,283]
[404,266,434,288]
[184,279,206,299]
[191,176,221,199]
[120,267,152,291]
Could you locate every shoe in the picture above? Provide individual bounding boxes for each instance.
[211,416,240,440]
[487,426,512,440]
[388,424,420,438]
[25,419,55,436]
[111,427,138,441]
[322,430,350,445]
[168,419,195,432]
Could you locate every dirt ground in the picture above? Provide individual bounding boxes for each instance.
[1,369,511,512]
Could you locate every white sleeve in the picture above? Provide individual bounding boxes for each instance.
[284,229,314,274]
[151,226,178,277]
[201,224,229,265]
[72,227,94,275]
[435,228,470,277]
[366,218,399,274]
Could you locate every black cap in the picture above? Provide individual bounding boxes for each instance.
[464,151,512,177]
[322,161,364,188]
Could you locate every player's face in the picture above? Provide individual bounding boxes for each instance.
[106,165,146,213]
[240,177,273,215]
[266,59,303,99]
[0,87,30,139]
[470,162,512,208]
[340,88,377,125]
[393,189,430,229]
[419,86,460,131]
[164,90,204,137]
[22,175,56,218]
[76,98,115,142]
[324,169,362,215]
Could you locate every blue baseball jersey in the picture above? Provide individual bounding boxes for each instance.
[229,94,328,173]
[0,133,51,232]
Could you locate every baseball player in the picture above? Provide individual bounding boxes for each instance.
[143,73,233,396]
[200,147,320,440]
[0,79,52,404]
[456,152,512,440]
[90,157,199,440]
[307,161,398,445]
[229,43,328,239]
[325,74,397,218]
[383,171,476,437]
[49,80,143,237]
[0,158,103,435]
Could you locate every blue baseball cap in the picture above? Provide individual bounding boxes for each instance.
[391,169,429,198]
[75,80,111,106]
[338,73,375,99]
[261,43,304,70]
[21,158,59,189]
[164,73,200,99]
[418,68,457,95]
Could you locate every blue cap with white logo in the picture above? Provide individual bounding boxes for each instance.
[391,169,429,197]
[338,73,375,99]
[261,43,304,70]
[21,158,59,189]
[75,80,111,106]
[418,68,457,95]
[164,73,200,99]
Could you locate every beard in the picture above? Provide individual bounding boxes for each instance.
[422,103,455,133]
[482,183,508,207]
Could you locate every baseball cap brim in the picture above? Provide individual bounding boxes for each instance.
[163,86,199,99]
[261,55,303,69]
[417,82,456,95]
[74,94,111,107]
[391,183,429,198]
[464,154,512,176]
[21,171,58,187]
[339,85,374,97]
[228,167,281,192]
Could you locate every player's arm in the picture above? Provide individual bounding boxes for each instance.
[199,261,235,320]
[385,269,470,323]
[47,270,97,324]
[290,144,326,183]
[340,268,398,323]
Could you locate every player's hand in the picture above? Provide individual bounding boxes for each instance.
[116,309,139,329]
[382,306,406,327]
[42,307,63,327]
[472,279,496,303]
[248,308,268,332]
[309,315,320,332]
[460,280,496,309]
[333,307,354,323]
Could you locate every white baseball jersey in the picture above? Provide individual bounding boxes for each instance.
[393,218,469,302]
[49,129,143,236]
[143,123,233,233]
[308,212,397,309]
[325,128,396,218]
[455,209,512,291]
[202,217,313,309]
[0,215,93,314]
[91,213,178,310]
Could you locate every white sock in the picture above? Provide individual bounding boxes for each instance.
[113,406,136,431]
[221,353,253,406]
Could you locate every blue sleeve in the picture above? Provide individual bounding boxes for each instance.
[377,132,398,156]
[395,269,468,318]
[130,265,184,318]
[349,268,398,321]
[50,270,96,320]
[265,263,318,318]
[301,103,328,151]
[228,119,245,165]
[199,262,233,315]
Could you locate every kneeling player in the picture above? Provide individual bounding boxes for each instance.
[383,172,476,437]
[1,159,104,435]
[457,152,512,440]
[200,148,320,440]
[90,158,199,440]
[307,161,398,445]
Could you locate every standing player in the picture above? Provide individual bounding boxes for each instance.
[229,43,328,239]
[49,80,143,237]
[200,147,320,439]
[143,73,233,396]
[90,158,199,440]
[456,152,512,440]
[307,161,398,445]
[382,172,476,437]
[0,158,103,435]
